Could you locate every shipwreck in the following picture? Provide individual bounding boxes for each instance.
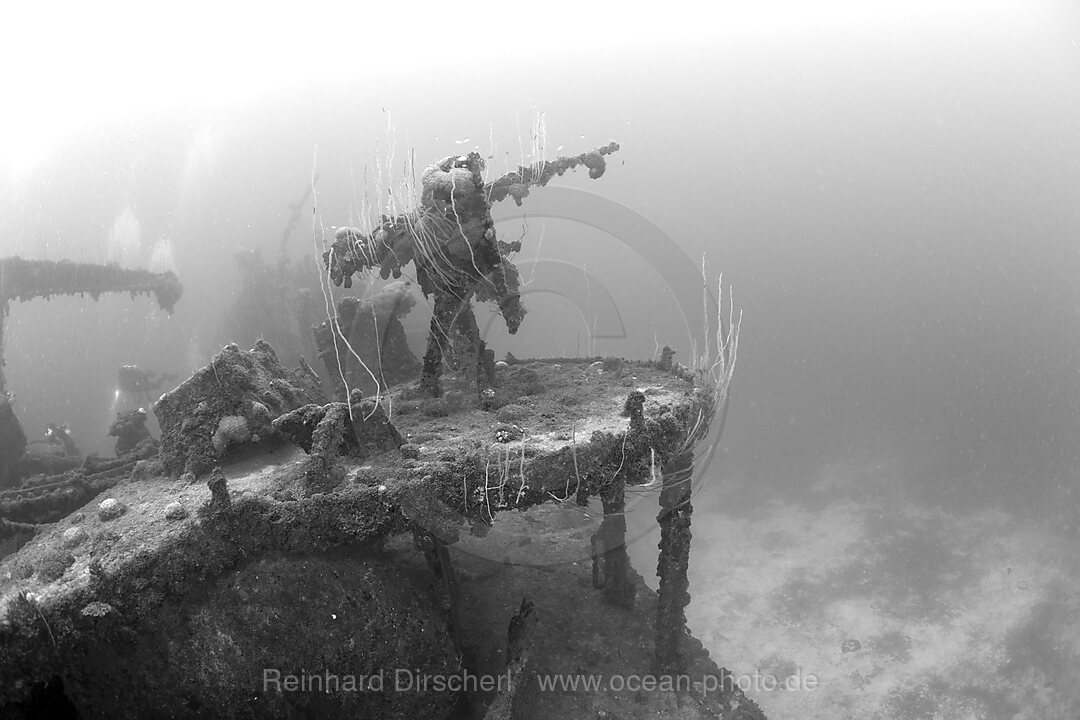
[0,142,757,720]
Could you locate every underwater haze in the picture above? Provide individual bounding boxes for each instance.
[2,2,1080,717]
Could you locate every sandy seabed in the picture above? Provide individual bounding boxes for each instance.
[633,453,1080,720]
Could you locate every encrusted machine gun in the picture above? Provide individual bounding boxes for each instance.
[322,143,620,405]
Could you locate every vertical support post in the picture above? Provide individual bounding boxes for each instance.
[590,477,637,608]
[434,536,463,638]
[414,529,464,641]
[655,449,694,674]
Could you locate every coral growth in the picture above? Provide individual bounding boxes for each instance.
[35,547,75,581]
[273,392,403,460]
[153,340,325,477]
[210,415,251,454]
[273,389,404,493]
[0,454,154,526]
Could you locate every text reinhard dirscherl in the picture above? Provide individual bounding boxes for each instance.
[263,669,510,694]
[262,668,819,696]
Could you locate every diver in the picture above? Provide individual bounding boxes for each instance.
[117,365,178,406]
[44,423,80,457]
[108,408,155,457]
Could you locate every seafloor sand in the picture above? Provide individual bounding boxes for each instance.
[631,453,1080,719]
